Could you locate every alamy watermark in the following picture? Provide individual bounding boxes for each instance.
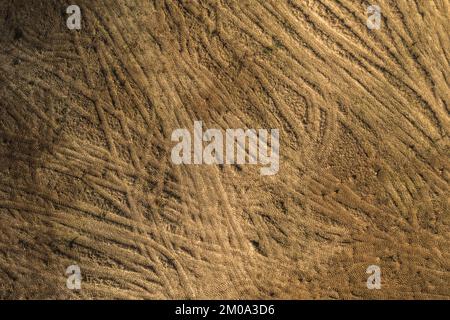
[66,264,82,290]
[66,5,81,30]
[366,265,381,289]
[171,121,279,176]
[367,5,381,30]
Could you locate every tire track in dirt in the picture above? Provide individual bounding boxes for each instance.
[0,0,448,299]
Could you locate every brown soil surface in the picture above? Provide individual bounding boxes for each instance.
[0,0,448,299]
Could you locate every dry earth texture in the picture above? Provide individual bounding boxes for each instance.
[0,0,449,299]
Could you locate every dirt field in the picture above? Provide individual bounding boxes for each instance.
[0,0,448,299]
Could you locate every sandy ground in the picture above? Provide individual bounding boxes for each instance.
[0,0,448,299]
